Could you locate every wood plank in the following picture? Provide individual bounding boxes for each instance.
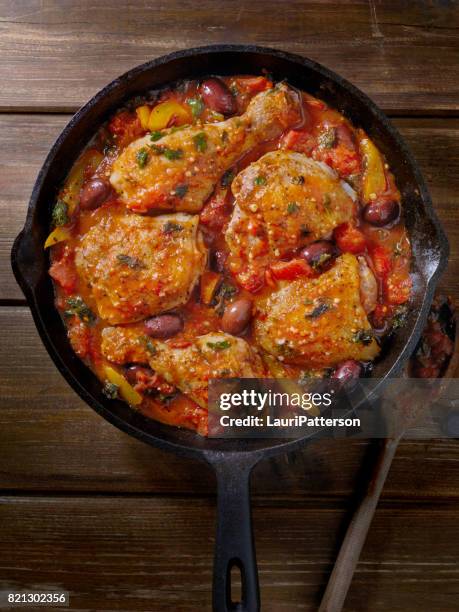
[0,495,457,611]
[0,1,458,113]
[1,305,459,498]
[2,116,459,301]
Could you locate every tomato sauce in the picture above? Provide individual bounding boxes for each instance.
[47,75,412,434]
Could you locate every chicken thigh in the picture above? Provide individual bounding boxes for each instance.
[225,150,356,290]
[110,83,302,213]
[101,329,266,408]
[253,253,380,369]
[75,212,207,324]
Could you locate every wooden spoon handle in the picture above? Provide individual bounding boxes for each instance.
[318,436,401,612]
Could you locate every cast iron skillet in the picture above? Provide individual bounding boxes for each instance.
[11,45,448,611]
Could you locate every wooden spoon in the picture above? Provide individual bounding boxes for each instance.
[319,298,458,612]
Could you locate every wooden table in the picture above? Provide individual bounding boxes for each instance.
[1,2,458,610]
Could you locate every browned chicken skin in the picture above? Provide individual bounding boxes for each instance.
[110,83,302,213]
[254,254,380,369]
[75,212,207,325]
[225,150,356,290]
[101,328,266,408]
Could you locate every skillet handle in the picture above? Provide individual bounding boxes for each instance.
[212,457,260,612]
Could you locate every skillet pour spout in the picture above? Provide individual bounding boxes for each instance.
[11,45,448,612]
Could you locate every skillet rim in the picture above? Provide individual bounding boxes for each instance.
[11,44,449,462]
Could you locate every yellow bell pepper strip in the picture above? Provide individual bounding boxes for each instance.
[359,130,387,203]
[136,105,151,130]
[147,100,190,131]
[60,149,103,214]
[104,365,143,406]
[44,226,72,249]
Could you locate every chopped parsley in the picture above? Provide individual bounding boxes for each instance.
[174,184,188,198]
[150,145,183,160]
[287,202,299,214]
[149,130,163,142]
[391,306,408,330]
[254,175,267,186]
[103,142,117,156]
[310,253,332,270]
[221,169,235,188]
[305,298,333,319]
[317,127,336,149]
[52,199,69,227]
[169,125,186,134]
[298,370,313,385]
[116,254,145,269]
[214,282,238,315]
[207,340,231,351]
[352,329,374,345]
[139,336,157,355]
[193,132,207,152]
[65,296,96,326]
[187,97,204,118]
[163,221,183,234]
[102,381,119,399]
[136,147,149,168]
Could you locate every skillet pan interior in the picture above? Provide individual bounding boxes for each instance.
[11,45,448,458]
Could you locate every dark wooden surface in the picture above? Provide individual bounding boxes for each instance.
[0,2,458,611]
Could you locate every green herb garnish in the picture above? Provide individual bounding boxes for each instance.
[254,175,267,186]
[65,296,96,326]
[52,199,69,227]
[136,147,149,168]
[138,336,157,355]
[221,169,235,188]
[193,132,207,152]
[392,306,408,330]
[187,97,204,118]
[174,184,188,198]
[116,254,145,269]
[102,381,119,399]
[310,253,332,270]
[207,340,231,351]
[298,370,313,385]
[352,329,374,345]
[291,175,305,185]
[145,336,158,355]
[287,202,299,214]
[214,282,238,315]
[150,131,163,142]
[317,127,336,149]
[163,221,184,234]
[150,144,183,160]
[305,298,333,319]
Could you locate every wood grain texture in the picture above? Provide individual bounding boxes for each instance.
[0,1,458,113]
[1,305,459,498]
[1,5,459,609]
[2,116,459,302]
[0,496,457,612]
